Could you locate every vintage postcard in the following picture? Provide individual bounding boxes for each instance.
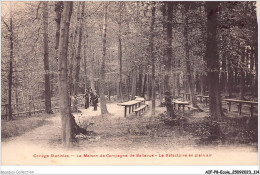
[1,1,258,168]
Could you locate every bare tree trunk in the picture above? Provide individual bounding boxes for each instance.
[142,74,147,98]
[150,2,156,116]
[99,2,109,115]
[42,1,52,114]
[7,8,14,121]
[240,47,246,100]
[131,70,137,100]
[183,4,199,108]
[138,67,143,97]
[90,48,95,91]
[117,2,123,101]
[83,34,88,90]
[58,1,73,148]
[74,2,85,95]
[164,2,175,118]
[205,1,224,121]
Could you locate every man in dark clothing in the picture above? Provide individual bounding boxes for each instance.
[84,89,89,109]
[93,91,98,111]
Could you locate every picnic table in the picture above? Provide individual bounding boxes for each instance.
[181,93,191,101]
[173,100,190,113]
[197,95,209,105]
[224,99,258,117]
[118,98,145,117]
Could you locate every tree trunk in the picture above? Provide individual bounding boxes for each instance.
[205,2,223,122]
[227,57,233,98]
[240,47,246,100]
[42,1,52,114]
[164,2,175,118]
[54,2,63,61]
[7,9,14,121]
[142,74,147,98]
[150,2,156,116]
[253,46,258,97]
[117,2,123,101]
[58,1,73,148]
[138,67,143,97]
[183,4,199,108]
[74,2,85,95]
[131,70,137,100]
[99,2,109,115]
[90,48,95,91]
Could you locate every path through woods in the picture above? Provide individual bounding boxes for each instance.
[2,100,257,165]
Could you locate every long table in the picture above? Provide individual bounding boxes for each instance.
[118,99,145,117]
[224,99,258,117]
[173,100,190,113]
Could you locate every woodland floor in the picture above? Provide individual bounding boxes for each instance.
[1,99,258,165]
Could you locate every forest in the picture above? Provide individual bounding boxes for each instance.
[1,1,258,151]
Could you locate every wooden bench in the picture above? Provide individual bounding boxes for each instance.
[133,104,148,116]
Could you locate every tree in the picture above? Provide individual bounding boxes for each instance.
[42,1,52,114]
[99,2,109,115]
[57,1,73,147]
[149,2,156,116]
[183,2,200,109]
[164,2,175,118]
[74,2,85,95]
[205,2,224,121]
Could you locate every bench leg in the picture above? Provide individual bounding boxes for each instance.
[129,106,131,114]
[182,105,185,113]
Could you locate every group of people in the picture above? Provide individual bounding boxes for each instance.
[84,89,99,111]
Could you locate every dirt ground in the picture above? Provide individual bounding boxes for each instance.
[1,100,258,165]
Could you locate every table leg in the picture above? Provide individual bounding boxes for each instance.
[132,105,134,112]
[237,103,242,115]
[227,102,231,112]
[124,107,127,117]
[250,104,254,117]
[129,105,131,114]
[178,104,180,111]
[182,105,185,113]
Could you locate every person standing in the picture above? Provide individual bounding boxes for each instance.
[84,89,89,109]
[93,91,98,111]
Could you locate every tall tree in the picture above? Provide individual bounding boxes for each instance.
[117,2,123,101]
[99,2,109,115]
[164,2,175,118]
[183,3,199,109]
[74,2,85,95]
[42,1,52,113]
[58,1,73,147]
[205,1,224,121]
[149,2,156,116]
[7,4,14,121]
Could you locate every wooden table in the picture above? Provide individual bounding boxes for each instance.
[118,99,145,117]
[173,100,190,113]
[224,99,258,117]
[197,95,209,105]
[181,93,191,101]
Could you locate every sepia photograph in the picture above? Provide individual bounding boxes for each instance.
[1,0,258,169]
